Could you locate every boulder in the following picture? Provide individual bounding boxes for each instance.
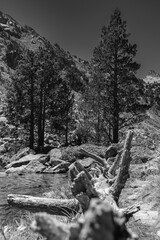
[6,160,45,174]
[77,157,94,168]
[49,159,64,167]
[49,148,62,166]
[23,160,46,173]
[6,165,27,174]
[9,147,35,163]
[43,161,70,174]
[5,154,48,169]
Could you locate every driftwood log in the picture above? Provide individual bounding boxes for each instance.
[7,194,79,216]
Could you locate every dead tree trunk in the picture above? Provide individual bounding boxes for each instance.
[7,194,79,216]
[69,131,138,216]
[108,150,122,176]
[80,148,106,166]
[111,130,134,201]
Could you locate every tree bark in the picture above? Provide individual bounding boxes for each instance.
[7,194,79,216]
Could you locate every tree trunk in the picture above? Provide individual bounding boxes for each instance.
[65,117,69,146]
[80,148,106,166]
[7,194,79,216]
[29,77,34,149]
[112,47,119,144]
[42,91,46,148]
[112,114,119,143]
[96,107,101,143]
[38,83,43,151]
[111,130,134,201]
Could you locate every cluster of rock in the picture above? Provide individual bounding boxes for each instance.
[4,147,67,174]
[4,146,103,175]
[3,141,120,175]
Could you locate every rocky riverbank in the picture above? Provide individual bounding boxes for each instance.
[3,144,108,175]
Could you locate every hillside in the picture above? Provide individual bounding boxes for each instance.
[0,10,89,115]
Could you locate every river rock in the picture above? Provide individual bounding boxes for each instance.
[6,160,45,174]
[6,165,27,174]
[42,161,70,174]
[23,160,46,173]
[49,148,62,166]
[9,147,35,163]
[77,157,94,168]
[5,154,49,169]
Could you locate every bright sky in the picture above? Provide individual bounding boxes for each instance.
[0,0,160,78]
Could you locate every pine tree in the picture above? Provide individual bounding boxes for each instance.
[6,50,37,149]
[92,8,140,143]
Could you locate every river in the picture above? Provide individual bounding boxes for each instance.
[0,172,70,225]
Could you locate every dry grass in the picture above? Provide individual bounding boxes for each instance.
[0,183,80,240]
[0,212,44,240]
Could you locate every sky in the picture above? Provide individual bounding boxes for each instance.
[0,0,160,78]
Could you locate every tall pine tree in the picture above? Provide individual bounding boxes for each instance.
[92,8,140,143]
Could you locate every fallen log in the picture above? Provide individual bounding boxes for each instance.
[7,194,79,216]
[69,131,139,218]
[80,148,106,166]
[111,130,134,201]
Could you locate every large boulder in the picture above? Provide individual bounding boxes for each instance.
[5,154,49,169]
[23,160,46,173]
[49,148,62,167]
[9,147,35,163]
[6,165,26,174]
[6,160,45,174]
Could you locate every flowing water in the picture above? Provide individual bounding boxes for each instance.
[0,172,70,224]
